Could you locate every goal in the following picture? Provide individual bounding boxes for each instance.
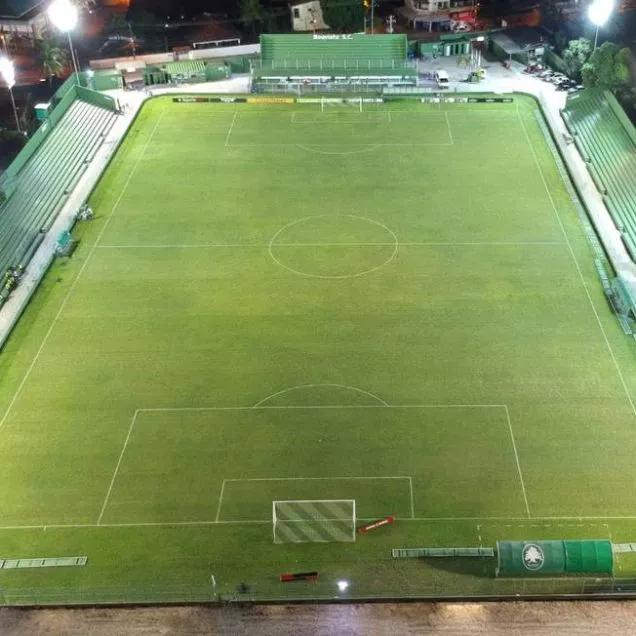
[272,499,356,544]
[321,97,363,112]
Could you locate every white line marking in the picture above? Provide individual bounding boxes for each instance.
[504,405,531,518]
[208,476,413,523]
[408,477,415,519]
[138,404,507,413]
[224,110,238,147]
[517,106,636,419]
[253,383,388,408]
[0,109,166,435]
[224,476,411,482]
[267,214,400,279]
[97,410,138,525]
[445,111,454,145]
[95,241,565,250]
[0,515,631,531]
[215,480,226,523]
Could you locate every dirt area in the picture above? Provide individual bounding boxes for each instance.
[2,601,636,635]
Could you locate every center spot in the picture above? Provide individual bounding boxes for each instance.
[268,215,398,279]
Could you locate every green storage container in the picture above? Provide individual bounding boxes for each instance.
[496,540,613,577]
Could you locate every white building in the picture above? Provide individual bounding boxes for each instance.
[398,0,477,32]
[290,1,329,32]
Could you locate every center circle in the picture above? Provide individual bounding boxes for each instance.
[268,215,398,279]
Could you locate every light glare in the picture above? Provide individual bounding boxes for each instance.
[48,0,78,32]
[0,57,15,89]
[588,0,614,27]
[337,580,349,592]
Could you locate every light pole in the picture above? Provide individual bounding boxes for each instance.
[48,0,80,80]
[0,57,21,133]
[588,0,614,51]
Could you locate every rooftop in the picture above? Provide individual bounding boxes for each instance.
[0,0,47,20]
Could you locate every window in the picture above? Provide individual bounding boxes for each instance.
[293,8,300,18]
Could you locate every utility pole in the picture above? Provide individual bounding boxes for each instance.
[371,0,375,34]
[128,22,136,59]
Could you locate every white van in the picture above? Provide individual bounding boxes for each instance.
[435,70,450,89]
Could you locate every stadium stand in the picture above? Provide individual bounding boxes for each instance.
[252,34,417,90]
[562,90,636,260]
[0,91,117,298]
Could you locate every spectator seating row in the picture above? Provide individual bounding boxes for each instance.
[562,89,636,259]
[0,98,117,277]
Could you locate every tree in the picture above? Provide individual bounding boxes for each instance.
[322,0,364,32]
[581,42,631,92]
[239,0,264,39]
[562,38,592,81]
[75,0,96,10]
[38,39,68,86]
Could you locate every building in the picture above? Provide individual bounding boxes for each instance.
[0,0,49,36]
[398,0,477,32]
[290,1,329,32]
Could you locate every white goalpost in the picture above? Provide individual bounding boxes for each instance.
[272,499,356,544]
[320,97,363,113]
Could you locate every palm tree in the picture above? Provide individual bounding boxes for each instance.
[39,39,68,86]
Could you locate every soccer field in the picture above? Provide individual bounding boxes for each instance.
[1,95,636,603]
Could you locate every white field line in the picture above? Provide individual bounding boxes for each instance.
[96,241,566,250]
[517,107,636,420]
[97,404,505,527]
[445,111,454,145]
[0,109,166,435]
[97,410,139,525]
[223,476,411,482]
[219,476,412,522]
[138,404,507,413]
[215,480,227,523]
[2,515,636,532]
[224,110,238,147]
[253,383,388,408]
[229,142,454,148]
[504,405,531,518]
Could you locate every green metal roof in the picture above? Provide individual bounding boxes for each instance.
[0,0,46,19]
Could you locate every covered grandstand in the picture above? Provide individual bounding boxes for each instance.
[562,90,636,261]
[251,34,417,91]
[0,75,118,308]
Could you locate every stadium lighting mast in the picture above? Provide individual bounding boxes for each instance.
[0,57,21,133]
[588,0,614,51]
[48,0,80,80]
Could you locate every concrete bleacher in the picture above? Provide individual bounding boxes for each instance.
[255,33,416,78]
[562,90,636,260]
[0,98,117,280]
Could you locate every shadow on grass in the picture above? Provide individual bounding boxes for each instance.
[423,556,496,579]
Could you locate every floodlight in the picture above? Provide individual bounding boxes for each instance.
[588,0,613,26]
[337,580,349,592]
[48,0,80,79]
[588,0,614,50]
[0,56,15,89]
[0,56,20,132]
[48,0,78,32]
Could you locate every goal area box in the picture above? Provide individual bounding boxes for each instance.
[272,499,356,544]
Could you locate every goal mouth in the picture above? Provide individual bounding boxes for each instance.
[273,499,356,544]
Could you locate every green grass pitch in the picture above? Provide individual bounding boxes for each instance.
[1,95,636,603]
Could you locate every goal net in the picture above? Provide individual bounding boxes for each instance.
[272,499,356,544]
[321,97,362,112]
